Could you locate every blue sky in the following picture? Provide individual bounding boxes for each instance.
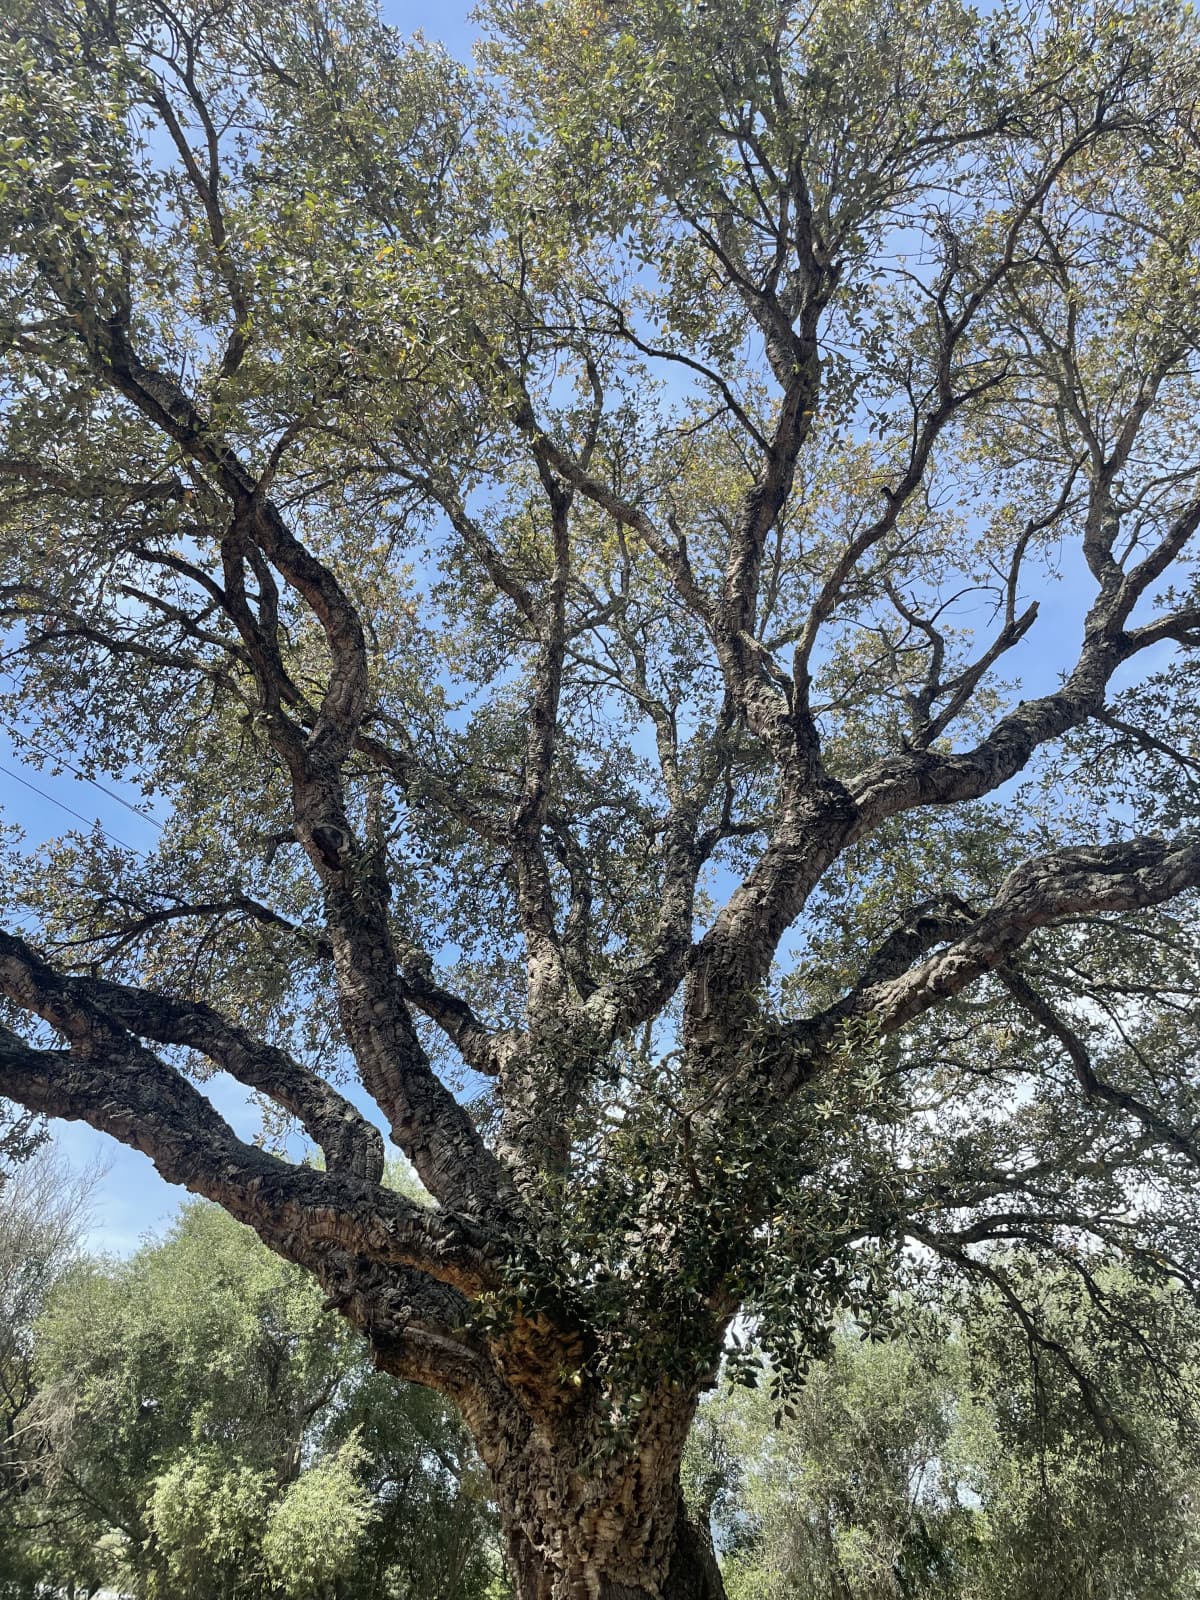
[391,0,477,54]
[0,0,479,1253]
[0,0,1162,1255]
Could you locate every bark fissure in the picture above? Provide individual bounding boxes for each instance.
[2,5,1199,1593]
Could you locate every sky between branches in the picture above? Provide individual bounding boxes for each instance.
[0,0,1167,1253]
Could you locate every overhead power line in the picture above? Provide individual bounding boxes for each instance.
[0,760,149,858]
[1,674,166,834]
[6,734,166,831]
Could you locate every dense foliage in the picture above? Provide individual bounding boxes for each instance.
[688,1273,1200,1599]
[0,1192,505,1600]
[0,1148,90,1590]
[1,0,1200,1589]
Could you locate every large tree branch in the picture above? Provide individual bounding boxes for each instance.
[59,965,387,1182]
[310,1246,488,1406]
[28,288,511,1214]
[0,967,495,1298]
[790,835,1200,1061]
[849,489,1200,834]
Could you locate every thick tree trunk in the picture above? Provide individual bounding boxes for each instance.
[502,1489,725,1600]
[367,1288,727,1598]
[456,1380,726,1600]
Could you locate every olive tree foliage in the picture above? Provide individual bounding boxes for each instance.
[1,0,1200,1591]
[5,1201,506,1600]
[686,1270,1200,1600]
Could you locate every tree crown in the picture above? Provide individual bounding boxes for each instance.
[0,0,1199,1426]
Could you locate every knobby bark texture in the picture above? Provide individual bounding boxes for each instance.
[448,1389,724,1600]
[3,0,1200,1593]
[503,1512,726,1600]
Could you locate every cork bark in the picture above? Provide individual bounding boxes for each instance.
[2,19,1200,1593]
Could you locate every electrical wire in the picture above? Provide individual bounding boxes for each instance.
[7,735,165,831]
[1,673,166,833]
[0,760,149,857]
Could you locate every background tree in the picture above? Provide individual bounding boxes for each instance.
[1,0,1200,1593]
[0,1103,45,1185]
[686,1266,1200,1600]
[0,1146,92,1595]
[688,1335,973,1600]
[4,1200,505,1600]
